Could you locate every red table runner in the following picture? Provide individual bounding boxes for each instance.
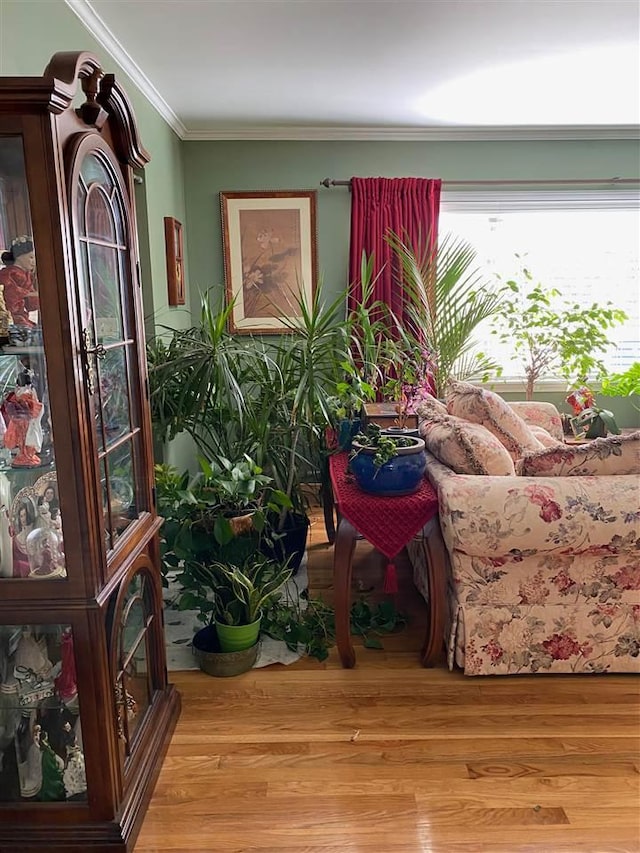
[329,452,439,593]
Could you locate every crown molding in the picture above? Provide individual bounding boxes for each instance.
[182,124,640,142]
[61,1,640,145]
[64,0,187,139]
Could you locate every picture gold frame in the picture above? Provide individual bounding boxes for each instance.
[220,190,317,334]
[164,216,185,306]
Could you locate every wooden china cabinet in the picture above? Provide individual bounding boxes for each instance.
[0,53,180,851]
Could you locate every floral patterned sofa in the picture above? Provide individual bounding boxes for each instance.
[407,388,640,676]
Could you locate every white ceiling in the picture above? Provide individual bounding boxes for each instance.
[67,0,640,140]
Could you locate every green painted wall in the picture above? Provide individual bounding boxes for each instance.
[183,138,640,313]
[0,0,190,330]
[183,139,640,426]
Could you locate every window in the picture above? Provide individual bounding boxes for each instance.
[439,190,640,382]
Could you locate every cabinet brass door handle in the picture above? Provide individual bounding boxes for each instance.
[82,327,107,395]
[82,327,107,359]
[85,343,107,359]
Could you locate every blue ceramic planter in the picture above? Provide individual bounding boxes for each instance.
[350,436,427,497]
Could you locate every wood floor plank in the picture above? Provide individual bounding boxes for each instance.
[135,507,640,853]
[267,776,640,804]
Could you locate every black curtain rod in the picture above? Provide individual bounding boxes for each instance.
[320,177,640,188]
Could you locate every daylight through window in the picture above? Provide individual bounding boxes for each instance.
[439,190,640,382]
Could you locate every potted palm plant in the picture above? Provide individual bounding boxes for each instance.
[385,230,506,398]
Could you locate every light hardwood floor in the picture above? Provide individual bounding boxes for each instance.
[136,509,640,853]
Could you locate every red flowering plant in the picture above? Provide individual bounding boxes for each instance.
[565,385,595,416]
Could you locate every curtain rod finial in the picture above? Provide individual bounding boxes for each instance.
[320,178,334,188]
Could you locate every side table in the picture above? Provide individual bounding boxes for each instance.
[329,452,443,668]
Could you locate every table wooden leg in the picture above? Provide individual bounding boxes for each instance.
[321,457,336,545]
[322,485,336,545]
[419,516,448,668]
[333,517,358,668]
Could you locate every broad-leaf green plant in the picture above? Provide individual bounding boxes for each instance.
[491,258,628,400]
[572,405,621,439]
[154,456,290,585]
[350,423,418,472]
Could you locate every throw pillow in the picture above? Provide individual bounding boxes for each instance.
[414,394,448,422]
[421,415,516,476]
[529,425,562,447]
[446,379,545,458]
[508,401,565,442]
[517,431,640,476]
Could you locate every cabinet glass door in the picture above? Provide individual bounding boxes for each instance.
[0,136,67,580]
[73,147,144,554]
[0,623,86,803]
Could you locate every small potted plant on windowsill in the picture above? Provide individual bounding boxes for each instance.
[349,423,426,497]
[565,385,622,439]
[571,405,621,439]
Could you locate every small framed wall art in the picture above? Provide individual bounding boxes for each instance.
[164,216,185,306]
[220,190,317,334]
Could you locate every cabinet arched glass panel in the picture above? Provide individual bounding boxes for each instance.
[0,137,66,580]
[113,570,155,762]
[73,147,144,553]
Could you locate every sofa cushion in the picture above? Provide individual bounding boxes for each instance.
[446,380,545,458]
[420,415,516,476]
[517,431,640,476]
[436,472,640,556]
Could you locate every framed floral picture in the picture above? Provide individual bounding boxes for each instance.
[220,190,317,334]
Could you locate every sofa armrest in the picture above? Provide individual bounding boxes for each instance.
[436,471,640,558]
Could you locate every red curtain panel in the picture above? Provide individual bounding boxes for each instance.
[348,176,441,325]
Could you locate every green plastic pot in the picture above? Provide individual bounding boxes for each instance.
[215,614,262,652]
